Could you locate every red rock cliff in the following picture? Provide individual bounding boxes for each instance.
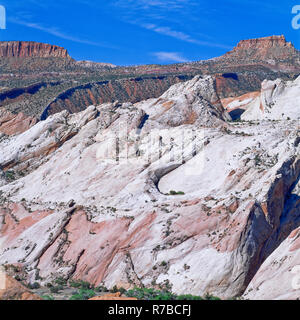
[234,35,293,50]
[222,35,300,69]
[0,41,71,58]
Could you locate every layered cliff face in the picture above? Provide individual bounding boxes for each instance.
[221,35,300,72]
[0,75,299,299]
[42,75,193,119]
[232,35,294,56]
[0,41,71,58]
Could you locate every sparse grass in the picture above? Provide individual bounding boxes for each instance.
[69,279,93,290]
[41,295,54,300]
[124,287,221,301]
[69,288,96,300]
[168,190,185,196]
[5,170,16,181]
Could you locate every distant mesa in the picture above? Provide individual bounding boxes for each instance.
[0,41,119,69]
[223,35,299,62]
[0,41,71,58]
[234,35,293,50]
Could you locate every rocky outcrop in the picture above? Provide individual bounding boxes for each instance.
[233,35,294,53]
[222,35,300,72]
[221,91,260,120]
[0,267,42,300]
[0,41,70,58]
[0,108,38,135]
[0,105,100,177]
[241,76,300,120]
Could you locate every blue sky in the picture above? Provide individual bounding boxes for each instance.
[0,0,299,65]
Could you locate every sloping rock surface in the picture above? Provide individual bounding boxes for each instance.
[241,76,300,120]
[0,75,299,300]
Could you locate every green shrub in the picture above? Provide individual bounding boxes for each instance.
[55,277,67,286]
[69,279,92,290]
[70,288,96,300]
[50,285,64,293]
[169,190,185,195]
[5,170,15,181]
[42,295,54,300]
[28,282,40,290]
[110,285,119,293]
[176,294,203,300]
[124,287,211,301]
[95,285,108,293]
[160,261,167,267]
[204,293,221,300]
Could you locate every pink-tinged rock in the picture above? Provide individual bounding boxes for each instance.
[0,267,42,300]
[0,108,37,136]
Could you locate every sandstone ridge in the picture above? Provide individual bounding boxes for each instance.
[0,41,71,58]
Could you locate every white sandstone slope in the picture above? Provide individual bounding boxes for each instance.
[138,75,231,127]
[241,76,300,120]
[0,75,299,300]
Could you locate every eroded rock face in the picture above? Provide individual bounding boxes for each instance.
[0,267,42,300]
[0,108,38,135]
[221,91,260,120]
[242,76,300,120]
[0,105,100,176]
[222,76,300,121]
[0,41,70,58]
[0,75,299,300]
[222,35,300,72]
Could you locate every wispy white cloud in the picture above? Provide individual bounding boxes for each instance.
[114,0,192,11]
[143,24,194,42]
[153,51,188,63]
[111,0,230,49]
[143,24,231,49]
[9,18,117,49]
